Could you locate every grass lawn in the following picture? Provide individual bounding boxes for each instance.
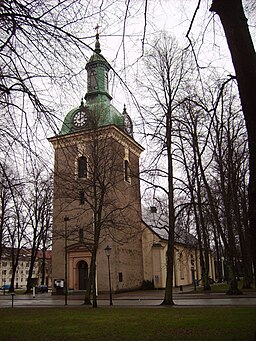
[195,282,256,294]
[0,306,255,340]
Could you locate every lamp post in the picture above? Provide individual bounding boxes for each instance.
[104,245,113,306]
[64,215,69,305]
[191,257,196,291]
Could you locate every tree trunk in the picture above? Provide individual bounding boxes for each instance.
[83,256,93,305]
[192,119,211,291]
[212,223,223,282]
[195,176,211,291]
[92,252,98,308]
[161,109,175,306]
[83,214,101,307]
[178,125,207,289]
[41,248,46,285]
[210,0,256,286]
[10,247,19,292]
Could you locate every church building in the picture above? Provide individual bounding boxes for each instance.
[49,34,144,293]
[49,34,215,294]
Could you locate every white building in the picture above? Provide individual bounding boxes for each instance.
[0,248,51,290]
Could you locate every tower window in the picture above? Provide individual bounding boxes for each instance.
[124,159,130,183]
[79,228,84,243]
[78,156,87,178]
[79,191,85,205]
[118,272,123,282]
[104,70,108,91]
[88,69,97,91]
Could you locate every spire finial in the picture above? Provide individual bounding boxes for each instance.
[95,23,100,35]
[94,24,101,53]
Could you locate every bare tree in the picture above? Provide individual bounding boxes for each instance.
[177,101,213,291]
[209,86,251,291]
[177,72,251,293]
[209,0,256,287]
[5,175,28,292]
[0,163,13,260]
[39,178,52,286]
[138,33,192,305]
[24,168,53,292]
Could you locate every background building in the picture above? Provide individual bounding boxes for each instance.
[0,248,52,290]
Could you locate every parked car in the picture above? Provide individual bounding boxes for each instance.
[0,284,11,291]
[36,285,48,293]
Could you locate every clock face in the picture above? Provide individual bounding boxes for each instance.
[124,114,133,135]
[73,111,88,128]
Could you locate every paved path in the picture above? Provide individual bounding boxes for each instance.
[1,287,256,308]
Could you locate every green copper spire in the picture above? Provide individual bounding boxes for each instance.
[59,32,135,136]
[95,32,101,54]
[85,32,112,104]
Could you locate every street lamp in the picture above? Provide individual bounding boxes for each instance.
[104,245,113,306]
[191,257,196,291]
[64,215,69,305]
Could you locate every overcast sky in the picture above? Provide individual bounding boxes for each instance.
[73,0,251,115]
[45,0,255,167]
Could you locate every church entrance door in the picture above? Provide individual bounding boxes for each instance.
[77,260,88,290]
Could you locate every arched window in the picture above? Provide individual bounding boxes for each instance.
[79,228,84,243]
[124,159,130,183]
[79,191,85,205]
[179,253,184,280]
[191,254,195,266]
[77,156,87,178]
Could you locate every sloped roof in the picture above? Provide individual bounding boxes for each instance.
[142,206,198,247]
[59,102,124,136]
[1,247,52,260]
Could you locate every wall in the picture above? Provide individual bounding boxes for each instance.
[142,224,216,288]
[50,126,144,293]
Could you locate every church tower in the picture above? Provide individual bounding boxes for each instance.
[49,34,144,293]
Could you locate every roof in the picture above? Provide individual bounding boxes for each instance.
[142,206,198,247]
[1,247,52,260]
[59,102,124,136]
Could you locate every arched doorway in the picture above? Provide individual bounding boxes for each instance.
[77,260,88,290]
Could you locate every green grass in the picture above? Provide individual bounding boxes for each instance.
[195,282,256,294]
[0,307,255,340]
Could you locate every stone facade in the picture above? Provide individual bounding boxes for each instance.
[48,32,146,294]
[49,125,144,293]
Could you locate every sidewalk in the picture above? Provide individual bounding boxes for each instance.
[1,285,256,308]
[96,284,256,300]
[97,285,192,300]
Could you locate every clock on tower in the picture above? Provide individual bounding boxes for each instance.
[73,110,88,128]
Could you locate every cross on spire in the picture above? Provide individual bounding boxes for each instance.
[94,24,101,35]
[94,24,101,53]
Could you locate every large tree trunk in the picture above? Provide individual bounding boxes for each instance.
[162,109,175,306]
[178,125,206,288]
[210,0,256,285]
[83,256,93,305]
